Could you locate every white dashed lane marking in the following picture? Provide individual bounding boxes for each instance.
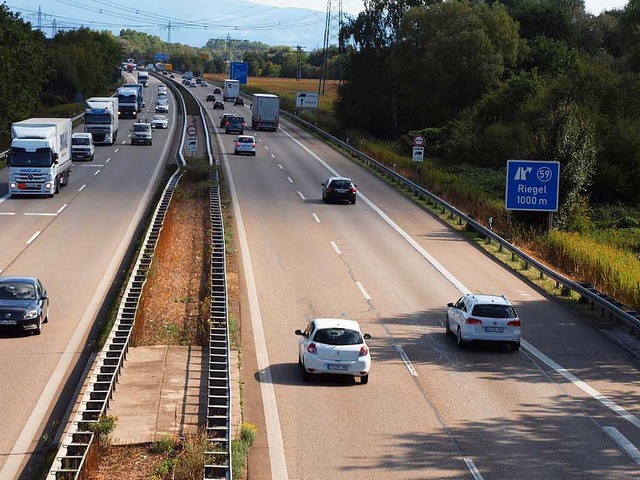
[26,231,41,244]
[94,170,101,176]
[296,191,305,200]
[57,204,67,214]
[287,177,293,183]
[356,281,371,300]
[278,164,283,169]
[312,213,321,223]
[79,185,87,192]
[330,241,341,255]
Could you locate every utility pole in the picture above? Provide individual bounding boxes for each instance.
[37,5,42,31]
[319,0,344,95]
[167,21,172,43]
[295,45,305,82]
[51,18,57,37]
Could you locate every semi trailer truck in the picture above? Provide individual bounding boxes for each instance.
[84,97,119,144]
[251,94,280,131]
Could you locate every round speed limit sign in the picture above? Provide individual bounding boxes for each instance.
[187,125,198,136]
[413,135,425,147]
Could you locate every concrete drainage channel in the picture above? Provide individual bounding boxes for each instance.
[47,78,234,478]
[47,168,184,479]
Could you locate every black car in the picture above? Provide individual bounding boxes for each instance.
[206,94,216,102]
[234,97,245,106]
[0,277,49,335]
[162,71,168,75]
[213,87,222,95]
[213,100,225,110]
[322,176,357,204]
[219,113,234,128]
[225,115,245,134]
[170,74,175,78]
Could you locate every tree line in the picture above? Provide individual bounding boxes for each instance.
[337,0,640,226]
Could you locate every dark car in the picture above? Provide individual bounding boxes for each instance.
[213,87,222,95]
[213,100,225,110]
[162,71,168,76]
[219,113,234,128]
[195,78,202,84]
[206,94,216,102]
[170,74,175,78]
[225,115,245,134]
[234,97,245,106]
[322,176,357,204]
[0,277,49,335]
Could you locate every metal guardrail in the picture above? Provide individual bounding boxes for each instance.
[277,110,640,333]
[47,168,184,479]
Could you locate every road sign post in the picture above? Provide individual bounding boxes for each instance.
[505,160,560,211]
[412,146,424,162]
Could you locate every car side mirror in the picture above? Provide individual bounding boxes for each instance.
[41,294,48,301]
[447,302,454,307]
[321,182,326,187]
[295,329,304,336]
[363,333,371,340]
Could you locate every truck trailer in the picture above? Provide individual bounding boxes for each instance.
[251,94,280,131]
[117,87,138,119]
[8,118,73,197]
[84,97,119,144]
[223,79,240,101]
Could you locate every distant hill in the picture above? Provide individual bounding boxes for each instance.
[10,0,328,48]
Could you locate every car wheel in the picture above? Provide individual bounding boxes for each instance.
[252,152,256,156]
[34,317,42,335]
[234,150,238,155]
[351,197,356,205]
[54,176,60,194]
[456,327,465,347]
[511,341,521,352]
[90,154,94,162]
[445,316,453,336]
[360,373,369,384]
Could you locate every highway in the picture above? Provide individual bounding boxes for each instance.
[0,72,177,479]
[186,79,640,479]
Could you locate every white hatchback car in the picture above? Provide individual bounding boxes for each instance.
[151,115,168,129]
[446,294,521,351]
[233,135,256,156]
[296,318,372,384]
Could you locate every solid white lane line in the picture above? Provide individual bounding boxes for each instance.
[464,458,485,480]
[78,184,87,192]
[271,154,275,159]
[78,164,104,167]
[26,231,41,244]
[0,111,176,480]
[356,281,371,300]
[94,170,101,176]
[0,192,11,205]
[522,340,640,429]
[330,241,341,255]
[278,164,283,169]
[220,139,289,480]
[0,212,16,216]
[56,204,67,214]
[24,213,56,217]
[114,148,119,153]
[395,344,418,376]
[312,213,321,223]
[603,426,640,464]
[287,176,293,183]
[280,124,640,430]
[296,191,305,200]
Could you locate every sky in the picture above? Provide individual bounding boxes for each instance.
[3,0,632,49]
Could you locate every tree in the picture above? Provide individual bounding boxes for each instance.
[0,5,48,136]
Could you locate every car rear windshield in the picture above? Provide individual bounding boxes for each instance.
[331,180,352,189]
[313,328,363,345]
[0,283,35,300]
[72,138,90,145]
[472,304,516,318]
[228,117,244,125]
[238,137,254,143]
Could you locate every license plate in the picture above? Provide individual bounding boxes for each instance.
[0,320,16,325]
[485,327,504,333]
[327,364,349,371]
[336,189,347,193]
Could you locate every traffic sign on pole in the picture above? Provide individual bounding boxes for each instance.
[413,135,425,147]
[186,125,197,136]
[412,146,424,162]
[187,137,198,152]
[505,160,560,211]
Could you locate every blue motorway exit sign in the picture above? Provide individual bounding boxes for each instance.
[505,160,560,211]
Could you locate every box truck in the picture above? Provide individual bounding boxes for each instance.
[138,70,149,87]
[117,87,138,119]
[223,79,240,101]
[8,118,72,197]
[122,83,145,110]
[84,96,119,144]
[251,94,280,131]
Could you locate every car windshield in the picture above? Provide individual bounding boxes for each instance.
[0,282,36,300]
[331,180,352,189]
[471,304,516,318]
[133,124,150,132]
[72,137,91,145]
[313,328,363,346]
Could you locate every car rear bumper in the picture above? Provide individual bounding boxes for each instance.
[303,354,370,376]
[461,325,521,343]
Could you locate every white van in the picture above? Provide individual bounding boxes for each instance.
[71,132,95,161]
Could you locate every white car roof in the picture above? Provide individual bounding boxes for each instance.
[312,318,362,331]
[153,115,167,120]
[466,294,512,306]
[72,132,92,138]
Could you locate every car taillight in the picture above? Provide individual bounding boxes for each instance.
[358,345,369,357]
[465,317,483,325]
[252,143,256,147]
[225,121,229,126]
[307,342,317,355]
[327,187,333,193]
[350,187,357,193]
[507,319,521,327]
[235,142,240,147]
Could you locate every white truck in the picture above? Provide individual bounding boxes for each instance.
[138,70,149,87]
[8,118,72,197]
[84,97,119,145]
[251,94,280,131]
[117,87,138,119]
[223,79,240,101]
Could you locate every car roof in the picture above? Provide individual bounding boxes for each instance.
[465,294,512,306]
[327,176,352,182]
[312,318,362,331]
[72,132,92,137]
[237,135,254,140]
[0,276,38,284]
[153,115,167,119]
